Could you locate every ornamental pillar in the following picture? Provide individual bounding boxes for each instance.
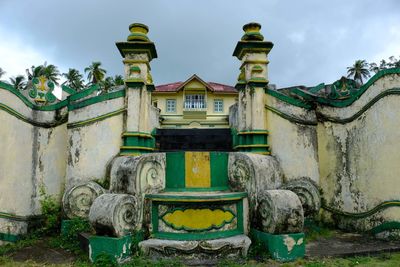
[116,23,157,156]
[232,23,274,154]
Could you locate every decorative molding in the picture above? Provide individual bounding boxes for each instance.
[265,105,317,126]
[67,107,126,129]
[321,200,400,219]
[0,102,67,128]
[161,207,235,232]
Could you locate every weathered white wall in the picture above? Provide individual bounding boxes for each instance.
[317,73,400,231]
[0,87,68,238]
[66,98,125,188]
[266,96,320,184]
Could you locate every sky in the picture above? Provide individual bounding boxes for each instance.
[0,0,399,89]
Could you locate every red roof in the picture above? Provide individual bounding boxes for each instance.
[154,75,237,94]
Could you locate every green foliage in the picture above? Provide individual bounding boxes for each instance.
[84,62,107,85]
[123,256,184,267]
[62,68,85,91]
[27,62,61,86]
[247,238,270,262]
[37,186,62,235]
[9,75,27,90]
[94,252,117,267]
[93,178,110,190]
[51,218,93,253]
[347,59,370,86]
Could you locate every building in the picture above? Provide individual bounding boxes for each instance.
[152,74,238,128]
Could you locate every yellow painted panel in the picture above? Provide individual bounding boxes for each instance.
[185,152,211,188]
[162,208,234,230]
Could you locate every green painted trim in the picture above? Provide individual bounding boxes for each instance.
[146,192,247,202]
[165,152,186,189]
[68,84,99,101]
[233,41,273,59]
[0,232,20,242]
[163,186,230,192]
[314,68,400,107]
[322,200,400,219]
[308,83,325,94]
[0,212,30,222]
[115,41,158,60]
[265,88,313,110]
[0,81,69,111]
[234,144,269,149]
[122,132,154,138]
[152,229,242,241]
[210,152,229,189]
[251,229,305,262]
[317,88,400,124]
[237,130,269,135]
[120,146,155,151]
[61,85,77,95]
[68,89,125,111]
[67,108,126,129]
[237,199,244,233]
[369,221,400,235]
[265,105,317,126]
[0,103,68,128]
[160,207,236,232]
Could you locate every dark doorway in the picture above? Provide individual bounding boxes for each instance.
[155,128,233,152]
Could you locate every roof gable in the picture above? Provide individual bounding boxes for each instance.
[154,74,237,94]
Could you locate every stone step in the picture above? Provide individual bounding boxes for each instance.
[139,235,251,265]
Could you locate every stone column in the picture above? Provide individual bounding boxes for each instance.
[232,23,273,155]
[116,23,157,156]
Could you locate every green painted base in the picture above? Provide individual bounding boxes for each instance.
[251,229,305,262]
[0,232,20,243]
[89,234,134,263]
[120,131,155,156]
[60,219,73,237]
[231,129,270,154]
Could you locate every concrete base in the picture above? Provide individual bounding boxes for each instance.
[89,235,133,264]
[251,229,305,262]
[139,235,251,265]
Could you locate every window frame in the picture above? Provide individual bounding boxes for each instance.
[214,99,223,113]
[166,99,176,113]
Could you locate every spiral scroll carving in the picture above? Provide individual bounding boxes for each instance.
[89,193,139,237]
[228,154,255,192]
[281,177,321,217]
[257,190,304,234]
[62,181,106,219]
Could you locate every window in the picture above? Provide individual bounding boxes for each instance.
[214,99,223,112]
[166,99,176,113]
[184,94,205,109]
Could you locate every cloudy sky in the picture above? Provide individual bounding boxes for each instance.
[0,0,399,88]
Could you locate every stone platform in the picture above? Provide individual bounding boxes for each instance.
[139,235,251,265]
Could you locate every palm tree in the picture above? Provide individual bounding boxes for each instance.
[26,62,60,85]
[9,75,26,90]
[100,76,115,93]
[0,67,5,80]
[62,68,84,91]
[113,75,124,86]
[347,60,370,85]
[84,62,106,85]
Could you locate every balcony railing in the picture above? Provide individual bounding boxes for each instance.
[183,101,206,110]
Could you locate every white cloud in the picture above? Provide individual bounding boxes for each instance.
[0,26,65,98]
